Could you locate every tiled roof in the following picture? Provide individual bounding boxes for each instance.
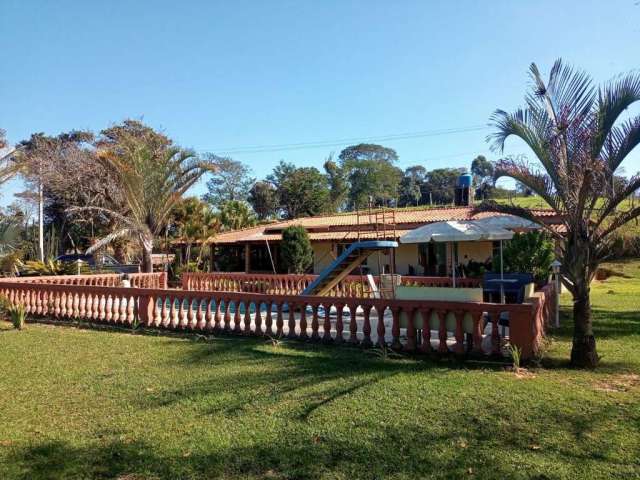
[207,206,561,245]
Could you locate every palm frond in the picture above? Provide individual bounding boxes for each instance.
[493,157,562,212]
[594,71,640,159]
[85,228,133,254]
[595,204,640,243]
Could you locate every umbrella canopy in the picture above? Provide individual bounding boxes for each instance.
[474,214,540,231]
[399,220,513,244]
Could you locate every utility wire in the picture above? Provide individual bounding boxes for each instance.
[209,124,488,155]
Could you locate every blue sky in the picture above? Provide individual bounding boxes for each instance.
[1,0,639,206]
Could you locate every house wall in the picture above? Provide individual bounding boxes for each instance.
[391,244,418,275]
[457,241,493,264]
[313,242,335,273]
[310,240,494,276]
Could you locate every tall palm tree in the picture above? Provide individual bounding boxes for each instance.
[75,140,216,272]
[482,60,640,368]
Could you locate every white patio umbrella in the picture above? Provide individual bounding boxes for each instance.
[400,221,513,287]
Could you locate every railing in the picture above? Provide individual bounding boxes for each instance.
[182,272,481,297]
[4,272,167,289]
[0,278,549,360]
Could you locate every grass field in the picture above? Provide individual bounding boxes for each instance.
[1,262,639,479]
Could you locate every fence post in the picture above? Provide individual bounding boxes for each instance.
[138,293,155,327]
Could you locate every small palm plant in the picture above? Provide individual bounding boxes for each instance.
[0,296,26,330]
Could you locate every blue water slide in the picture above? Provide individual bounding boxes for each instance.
[301,240,398,296]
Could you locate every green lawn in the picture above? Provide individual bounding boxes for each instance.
[1,263,639,479]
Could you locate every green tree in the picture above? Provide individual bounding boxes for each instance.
[471,155,494,185]
[323,155,348,212]
[170,197,219,268]
[203,156,254,206]
[338,144,402,209]
[73,120,215,272]
[482,60,640,367]
[218,200,257,230]
[423,168,465,204]
[248,181,279,220]
[398,165,427,207]
[280,225,313,273]
[268,162,330,219]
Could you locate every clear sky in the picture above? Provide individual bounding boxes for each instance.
[1,0,639,205]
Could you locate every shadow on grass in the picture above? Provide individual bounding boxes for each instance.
[142,336,496,420]
[5,401,637,480]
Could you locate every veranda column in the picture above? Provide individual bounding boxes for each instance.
[244,244,251,273]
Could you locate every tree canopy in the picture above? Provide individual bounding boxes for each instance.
[203,156,254,207]
[338,144,402,209]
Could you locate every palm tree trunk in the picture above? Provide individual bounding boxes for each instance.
[140,234,154,273]
[570,281,599,368]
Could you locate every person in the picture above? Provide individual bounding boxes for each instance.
[120,273,131,288]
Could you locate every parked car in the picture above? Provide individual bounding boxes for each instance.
[55,254,140,274]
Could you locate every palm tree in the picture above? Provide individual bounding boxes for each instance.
[171,197,220,269]
[75,138,216,273]
[482,60,640,368]
[218,200,257,231]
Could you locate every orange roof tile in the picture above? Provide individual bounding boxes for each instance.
[207,206,561,245]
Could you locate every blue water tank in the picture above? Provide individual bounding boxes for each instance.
[458,174,472,188]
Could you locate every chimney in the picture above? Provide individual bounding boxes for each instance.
[454,174,472,206]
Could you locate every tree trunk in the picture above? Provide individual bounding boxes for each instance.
[570,286,599,368]
[38,180,44,262]
[140,234,154,273]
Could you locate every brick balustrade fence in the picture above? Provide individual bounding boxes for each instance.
[0,273,555,360]
[181,272,480,297]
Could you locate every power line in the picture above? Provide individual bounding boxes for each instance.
[208,124,489,155]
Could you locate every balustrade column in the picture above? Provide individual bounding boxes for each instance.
[287,303,297,339]
[244,302,252,334]
[376,307,386,347]
[334,303,344,344]
[322,304,332,343]
[361,305,372,348]
[391,308,402,350]
[264,302,273,336]
[348,303,359,345]
[472,311,484,354]
[233,302,242,334]
[310,304,320,341]
[405,308,417,352]
[419,308,432,353]
[437,310,448,353]
[299,304,308,340]
[490,310,501,355]
[276,303,284,337]
[454,311,465,355]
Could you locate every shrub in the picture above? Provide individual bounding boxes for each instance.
[17,259,88,276]
[494,231,555,284]
[0,296,26,330]
[280,225,313,274]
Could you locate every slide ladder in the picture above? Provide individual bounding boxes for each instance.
[301,240,398,296]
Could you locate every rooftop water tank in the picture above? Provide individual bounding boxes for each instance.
[458,174,472,188]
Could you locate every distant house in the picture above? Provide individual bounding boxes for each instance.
[204,206,562,275]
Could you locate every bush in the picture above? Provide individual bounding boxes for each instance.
[280,226,313,274]
[0,296,26,330]
[494,231,555,284]
[17,259,90,276]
